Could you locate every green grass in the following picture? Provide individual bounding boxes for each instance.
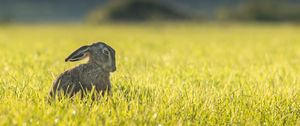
[1,23,300,125]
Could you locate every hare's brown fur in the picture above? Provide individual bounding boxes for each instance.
[49,42,116,99]
[50,63,111,97]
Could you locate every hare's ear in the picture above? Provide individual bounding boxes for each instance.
[65,45,90,62]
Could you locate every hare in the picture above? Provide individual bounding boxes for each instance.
[49,42,116,99]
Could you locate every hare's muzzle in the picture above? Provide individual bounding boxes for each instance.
[111,66,116,72]
[110,63,116,72]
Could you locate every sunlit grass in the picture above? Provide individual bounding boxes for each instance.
[1,23,300,125]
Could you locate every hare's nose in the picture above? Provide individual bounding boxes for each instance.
[111,66,116,72]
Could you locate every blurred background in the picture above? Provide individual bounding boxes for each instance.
[1,0,300,24]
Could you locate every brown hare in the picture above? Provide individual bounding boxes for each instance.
[49,42,116,99]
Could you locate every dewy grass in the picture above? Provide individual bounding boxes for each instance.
[0,23,300,125]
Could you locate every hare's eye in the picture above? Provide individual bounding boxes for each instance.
[102,48,109,55]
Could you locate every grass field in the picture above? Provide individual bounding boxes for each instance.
[1,23,300,125]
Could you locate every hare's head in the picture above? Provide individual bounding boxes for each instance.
[65,42,116,72]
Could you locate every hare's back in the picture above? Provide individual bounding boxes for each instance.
[51,70,80,95]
